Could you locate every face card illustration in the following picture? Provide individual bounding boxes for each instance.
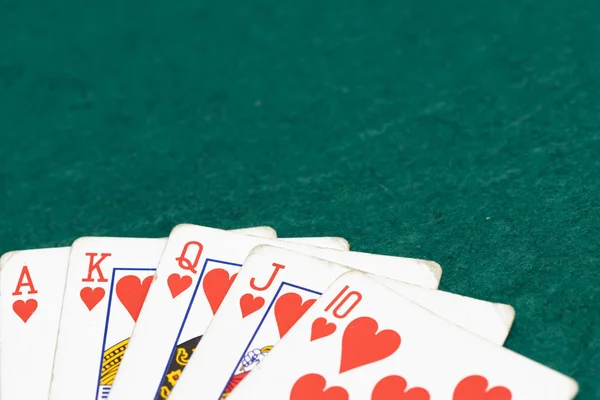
[228,272,578,400]
[0,247,71,400]
[97,267,156,399]
[49,227,273,400]
[107,225,441,400]
[168,246,514,400]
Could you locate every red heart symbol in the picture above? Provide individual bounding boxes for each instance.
[311,317,337,341]
[371,375,430,400]
[239,293,265,318]
[453,375,512,400]
[13,299,38,323]
[80,287,106,311]
[340,316,400,373]
[274,292,316,338]
[291,373,348,400]
[203,268,238,315]
[116,275,153,322]
[167,273,193,299]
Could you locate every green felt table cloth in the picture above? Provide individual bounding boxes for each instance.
[0,0,598,398]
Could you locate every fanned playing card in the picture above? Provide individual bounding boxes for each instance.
[228,271,578,399]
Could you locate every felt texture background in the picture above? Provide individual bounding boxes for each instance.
[0,0,598,397]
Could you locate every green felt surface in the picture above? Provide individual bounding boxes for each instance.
[0,0,598,397]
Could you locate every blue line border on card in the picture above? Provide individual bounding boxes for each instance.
[154,258,242,400]
[219,282,321,398]
[94,267,157,400]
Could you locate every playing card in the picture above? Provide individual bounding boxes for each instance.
[168,246,514,400]
[107,224,441,400]
[48,226,276,400]
[228,271,579,400]
[0,247,71,400]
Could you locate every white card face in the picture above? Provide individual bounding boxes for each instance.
[48,226,275,400]
[229,271,579,400]
[168,246,514,400]
[107,224,441,400]
[0,247,71,400]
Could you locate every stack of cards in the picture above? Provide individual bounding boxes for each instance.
[0,224,579,399]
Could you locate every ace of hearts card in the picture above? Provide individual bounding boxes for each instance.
[0,247,71,400]
[107,224,441,400]
[228,271,579,400]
